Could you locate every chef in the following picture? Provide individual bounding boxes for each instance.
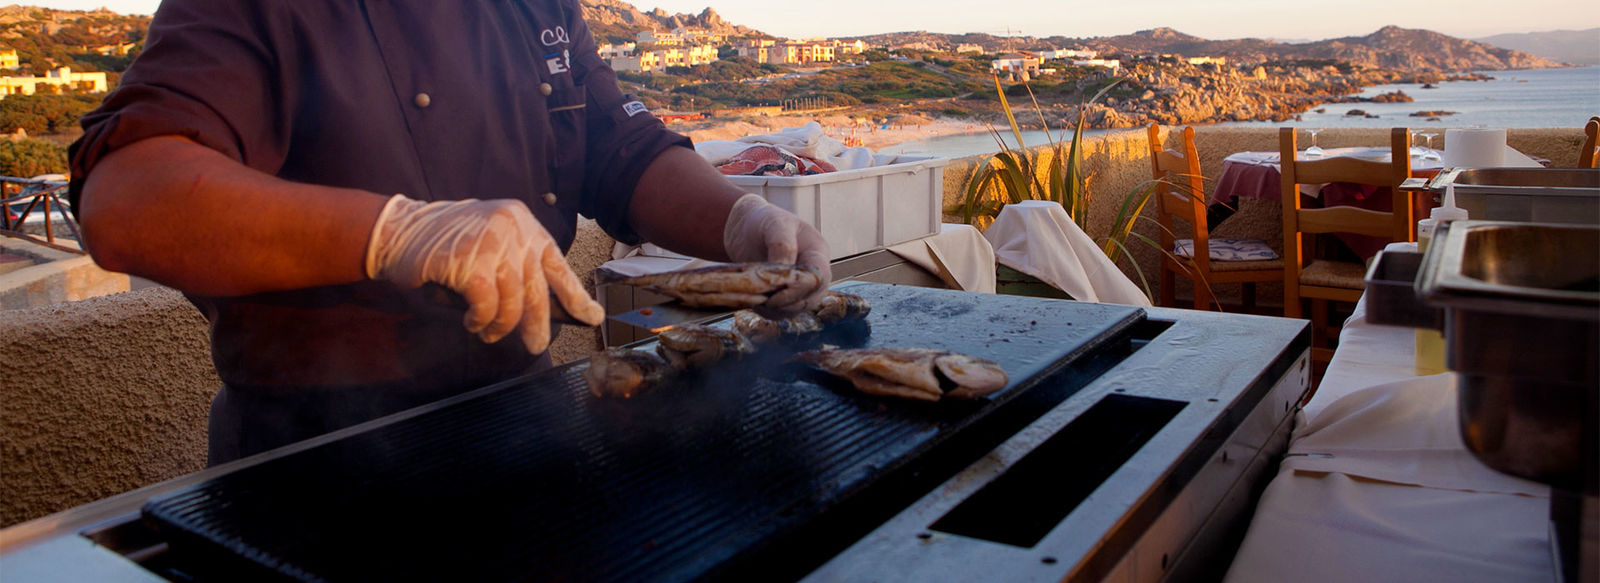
[67,0,830,464]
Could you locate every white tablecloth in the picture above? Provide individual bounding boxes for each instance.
[981,200,1151,306]
[1222,145,1540,173]
[1224,243,1554,583]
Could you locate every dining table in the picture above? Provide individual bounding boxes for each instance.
[1211,145,1547,207]
[1222,242,1558,583]
[1207,145,1546,259]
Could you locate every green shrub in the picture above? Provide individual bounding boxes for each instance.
[0,138,69,177]
[0,94,101,135]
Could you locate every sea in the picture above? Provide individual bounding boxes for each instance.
[884,66,1600,158]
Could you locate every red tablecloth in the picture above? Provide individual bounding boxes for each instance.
[1210,148,1443,259]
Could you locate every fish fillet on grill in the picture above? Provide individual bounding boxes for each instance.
[732,309,823,343]
[585,348,673,399]
[655,324,756,370]
[730,290,869,343]
[609,263,825,309]
[813,291,870,323]
[794,347,1009,402]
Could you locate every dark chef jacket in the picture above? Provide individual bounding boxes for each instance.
[67,0,691,462]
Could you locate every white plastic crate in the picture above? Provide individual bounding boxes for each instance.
[723,155,949,260]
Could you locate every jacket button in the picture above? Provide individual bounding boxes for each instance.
[413,92,431,108]
[539,83,553,96]
[542,192,558,206]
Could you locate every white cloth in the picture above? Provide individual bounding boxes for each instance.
[981,200,1152,306]
[695,121,880,171]
[1225,473,1554,583]
[1227,375,1553,583]
[1225,242,1554,583]
[600,243,715,278]
[885,224,997,293]
[1286,374,1548,497]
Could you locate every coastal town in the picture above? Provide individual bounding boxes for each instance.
[0,1,1571,176]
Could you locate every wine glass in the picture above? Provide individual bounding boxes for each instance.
[1409,128,1426,157]
[1304,127,1325,157]
[1419,131,1441,161]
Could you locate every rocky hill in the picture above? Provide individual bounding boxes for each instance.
[0,5,147,74]
[863,25,1560,73]
[580,0,762,43]
[1477,28,1600,66]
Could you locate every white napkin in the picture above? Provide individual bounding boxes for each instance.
[886,224,997,293]
[982,200,1152,306]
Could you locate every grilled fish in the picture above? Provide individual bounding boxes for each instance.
[610,263,825,309]
[585,348,674,399]
[814,291,871,323]
[795,347,1009,402]
[656,324,756,370]
[732,309,824,343]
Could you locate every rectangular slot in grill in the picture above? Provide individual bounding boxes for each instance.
[929,394,1187,548]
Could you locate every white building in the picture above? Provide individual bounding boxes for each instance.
[606,44,719,72]
[1039,48,1097,60]
[0,67,108,99]
[991,53,1041,74]
[596,43,637,61]
[835,39,869,55]
[1071,59,1121,71]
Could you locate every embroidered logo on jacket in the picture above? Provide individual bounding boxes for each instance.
[540,27,570,46]
[546,50,571,75]
[622,101,649,117]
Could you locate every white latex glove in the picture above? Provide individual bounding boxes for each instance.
[722,193,832,312]
[365,194,605,353]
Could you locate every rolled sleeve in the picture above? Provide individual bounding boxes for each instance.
[68,0,292,210]
[565,2,691,244]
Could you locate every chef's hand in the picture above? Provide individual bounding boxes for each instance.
[365,194,605,353]
[723,193,832,313]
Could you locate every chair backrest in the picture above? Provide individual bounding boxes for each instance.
[1279,127,1414,243]
[1580,116,1599,169]
[1147,124,1208,260]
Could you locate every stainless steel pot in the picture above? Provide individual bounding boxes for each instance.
[1418,221,1599,490]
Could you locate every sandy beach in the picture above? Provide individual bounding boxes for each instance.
[672,112,986,152]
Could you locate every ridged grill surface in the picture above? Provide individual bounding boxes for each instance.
[141,284,1142,582]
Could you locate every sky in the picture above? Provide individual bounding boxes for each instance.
[23,0,1600,41]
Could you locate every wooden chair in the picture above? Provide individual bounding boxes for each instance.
[1280,127,1415,362]
[1147,124,1282,311]
[1580,116,1599,168]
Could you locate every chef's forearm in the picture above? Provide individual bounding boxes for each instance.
[77,135,388,296]
[627,145,742,261]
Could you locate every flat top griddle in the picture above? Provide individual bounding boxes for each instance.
[140,284,1143,582]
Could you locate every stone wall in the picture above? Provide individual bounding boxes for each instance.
[0,286,216,527]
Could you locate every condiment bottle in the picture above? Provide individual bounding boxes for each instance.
[1415,185,1468,374]
[1417,184,1468,252]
